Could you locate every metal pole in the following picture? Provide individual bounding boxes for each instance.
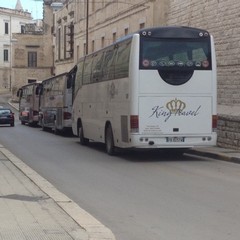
[9,15,12,92]
[86,0,89,55]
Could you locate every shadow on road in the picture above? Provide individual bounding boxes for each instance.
[77,141,205,163]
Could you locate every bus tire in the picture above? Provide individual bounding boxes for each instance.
[42,122,47,131]
[79,125,89,145]
[105,125,115,155]
[53,120,59,135]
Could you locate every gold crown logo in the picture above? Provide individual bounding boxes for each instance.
[166,98,186,114]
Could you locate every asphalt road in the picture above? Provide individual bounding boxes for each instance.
[1,93,240,240]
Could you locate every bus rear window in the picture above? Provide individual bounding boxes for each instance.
[140,38,212,70]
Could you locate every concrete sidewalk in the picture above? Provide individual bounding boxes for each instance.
[0,145,116,240]
[187,146,240,164]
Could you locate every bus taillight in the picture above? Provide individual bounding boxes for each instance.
[64,112,72,120]
[212,115,218,131]
[130,115,139,133]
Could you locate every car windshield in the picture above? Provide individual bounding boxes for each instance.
[0,109,11,115]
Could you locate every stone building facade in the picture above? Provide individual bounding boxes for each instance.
[11,30,53,95]
[52,0,167,72]
[52,0,75,74]
[73,0,164,60]
[0,5,33,91]
[165,0,240,107]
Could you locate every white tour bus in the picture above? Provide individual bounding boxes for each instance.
[38,67,76,133]
[17,82,41,126]
[72,26,217,155]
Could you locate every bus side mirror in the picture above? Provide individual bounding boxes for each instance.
[67,74,75,89]
[36,84,43,95]
[67,77,72,89]
[17,89,22,98]
[67,65,77,89]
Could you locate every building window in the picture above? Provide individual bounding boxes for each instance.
[58,28,61,60]
[113,32,116,43]
[84,43,86,56]
[64,25,67,59]
[91,40,95,53]
[28,79,36,83]
[140,23,145,29]
[125,28,129,36]
[67,23,74,59]
[28,52,37,67]
[21,25,25,34]
[5,22,9,34]
[101,36,105,48]
[4,49,9,62]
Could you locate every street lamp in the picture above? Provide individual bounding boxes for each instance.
[50,2,63,11]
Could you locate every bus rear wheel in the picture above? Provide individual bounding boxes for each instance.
[79,125,89,145]
[105,125,115,155]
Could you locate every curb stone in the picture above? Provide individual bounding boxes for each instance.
[0,145,116,240]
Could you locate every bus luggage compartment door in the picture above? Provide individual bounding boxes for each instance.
[139,96,212,135]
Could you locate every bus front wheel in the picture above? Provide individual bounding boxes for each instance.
[105,125,115,155]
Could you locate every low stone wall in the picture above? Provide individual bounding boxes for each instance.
[217,114,240,150]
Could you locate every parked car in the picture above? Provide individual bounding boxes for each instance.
[0,108,15,127]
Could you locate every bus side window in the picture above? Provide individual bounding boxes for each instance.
[83,55,94,84]
[28,85,33,97]
[91,51,104,83]
[102,47,116,81]
[115,40,131,79]
[44,81,52,96]
[74,60,84,99]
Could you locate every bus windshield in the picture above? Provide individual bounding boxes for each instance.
[140,38,211,70]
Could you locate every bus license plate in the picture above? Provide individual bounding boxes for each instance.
[166,137,185,143]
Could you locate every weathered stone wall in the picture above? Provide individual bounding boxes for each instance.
[217,115,240,149]
[164,0,240,149]
[166,0,240,106]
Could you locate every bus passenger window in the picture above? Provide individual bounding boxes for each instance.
[83,56,93,84]
[92,52,104,83]
[102,48,116,81]
[115,40,131,79]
